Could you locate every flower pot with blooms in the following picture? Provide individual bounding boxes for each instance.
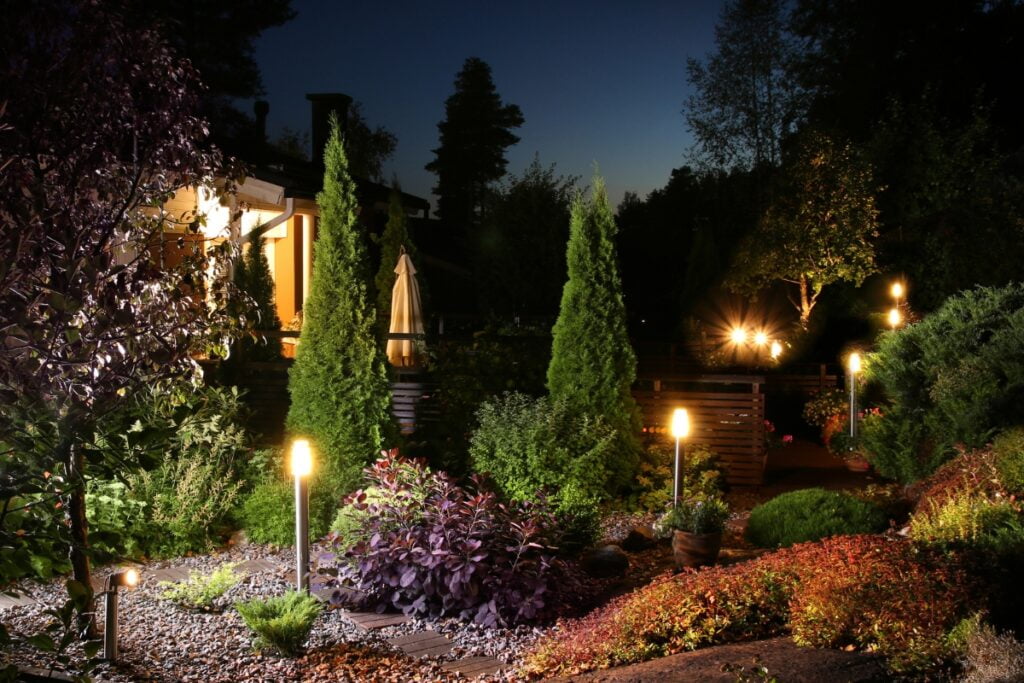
[656,497,730,569]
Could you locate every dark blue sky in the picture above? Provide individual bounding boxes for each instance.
[252,0,724,209]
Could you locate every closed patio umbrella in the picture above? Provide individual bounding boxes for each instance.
[386,249,424,367]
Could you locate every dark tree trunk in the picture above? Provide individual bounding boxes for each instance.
[65,440,96,638]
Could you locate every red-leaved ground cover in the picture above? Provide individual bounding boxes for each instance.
[523,535,975,677]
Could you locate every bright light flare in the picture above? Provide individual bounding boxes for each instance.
[670,408,690,439]
[729,327,747,345]
[770,341,782,359]
[888,308,901,328]
[848,352,862,374]
[290,439,313,477]
[891,282,904,299]
[754,331,768,346]
[123,568,139,588]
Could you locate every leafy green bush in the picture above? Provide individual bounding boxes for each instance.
[655,497,729,535]
[631,442,722,512]
[745,488,888,548]
[238,471,341,546]
[85,480,150,561]
[994,428,1024,495]
[470,393,617,522]
[909,490,1024,554]
[160,562,240,611]
[235,590,322,656]
[861,283,1024,483]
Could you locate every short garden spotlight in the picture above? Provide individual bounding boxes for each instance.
[291,438,313,592]
[103,567,140,661]
[671,408,690,508]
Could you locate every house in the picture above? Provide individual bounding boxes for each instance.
[161,93,431,338]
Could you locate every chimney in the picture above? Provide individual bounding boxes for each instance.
[306,93,352,168]
[254,100,270,142]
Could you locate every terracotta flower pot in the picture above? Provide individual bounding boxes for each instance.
[672,530,722,569]
[845,454,870,472]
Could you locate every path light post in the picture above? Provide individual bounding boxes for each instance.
[848,353,861,442]
[103,568,139,662]
[891,281,904,310]
[671,408,690,508]
[291,438,313,592]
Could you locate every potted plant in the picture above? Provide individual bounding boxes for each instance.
[656,497,730,569]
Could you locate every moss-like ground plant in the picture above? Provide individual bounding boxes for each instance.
[745,488,888,548]
[235,591,322,656]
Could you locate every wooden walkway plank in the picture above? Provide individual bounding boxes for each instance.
[442,656,504,677]
[341,609,411,630]
[387,631,453,658]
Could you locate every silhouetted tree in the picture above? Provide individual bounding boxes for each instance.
[685,0,803,175]
[346,102,398,182]
[1,0,242,631]
[477,157,576,317]
[426,57,524,235]
[375,185,420,321]
[233,233,283,361]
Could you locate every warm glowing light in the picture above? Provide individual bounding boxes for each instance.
[888,307,901,328]
[730,327,747,345]
[670,408,690,439]
[891,282,904,299]
[848,352,862,374]
[123,568,139,588]
[770,341,782,359]
[754,331,768,346]
[290,439,313,477]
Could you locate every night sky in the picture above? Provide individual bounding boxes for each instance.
[251,0,724,209]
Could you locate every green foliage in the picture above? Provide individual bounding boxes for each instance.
[727,131,879,326]
[425,57,524,230]
[745,488,888,548]
[994,428,1024,495]
[235,590,322,656]
[656,497,730,535]
[802,388,847,429]
[287,116,391,487]
[85,481,149,561]
[160,562,240,611]
[547,176,641,489]
[630,443,722,512]
[238,472,340,547]
[861,283,1024,483]
[909,491,1024,555]
[418,329,549,476]
[232,232,283,362]
[470,393,620,515]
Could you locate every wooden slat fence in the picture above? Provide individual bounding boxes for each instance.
[633,375,766,486]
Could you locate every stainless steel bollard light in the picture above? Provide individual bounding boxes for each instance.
[670,408,690,508]
[291,439,313,592]
[103,568,139,661]
[848,352,862,441]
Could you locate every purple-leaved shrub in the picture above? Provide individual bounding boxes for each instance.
[326,455,574,626]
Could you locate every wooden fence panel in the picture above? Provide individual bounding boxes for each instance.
[634,387,766,486]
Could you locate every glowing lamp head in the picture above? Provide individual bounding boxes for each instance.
[848,352,862,374]
[891,282,904,299]
[770,341,782,359]
[670,408,690,439]
[290,439,313,477]
[729,327,747,345]
[754,331,768,346]
[110,568,139,588]
[888,307,901,328]
[123,568,139,588]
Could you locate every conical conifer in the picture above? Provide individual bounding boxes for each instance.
[287,116,392,488]
[547,175,641,488]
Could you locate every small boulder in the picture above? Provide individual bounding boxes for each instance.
[622,524,656,552]
[582,545,630,578]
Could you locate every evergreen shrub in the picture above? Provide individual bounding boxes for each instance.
[469,392,616,518]
[236,591,322,656]
[630,442,722,511]
[993,428,1024,495]
[861,283,1024,483]
[547,176,641,489]
[232,232,282,361]
[745,488,888,548]
[287,116,391,489]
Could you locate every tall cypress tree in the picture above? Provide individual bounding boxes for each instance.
[547,175,641,488]
[287,116,391,487]
[234,232,283,361]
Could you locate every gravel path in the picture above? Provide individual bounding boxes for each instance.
[0,544,544,682]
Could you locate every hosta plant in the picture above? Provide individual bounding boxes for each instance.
[325,454,573,626]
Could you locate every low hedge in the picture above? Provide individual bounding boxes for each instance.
[745,488,889,548]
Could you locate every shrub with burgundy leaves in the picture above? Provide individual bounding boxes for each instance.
[328,455,575,626]
[523,535,976,677]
